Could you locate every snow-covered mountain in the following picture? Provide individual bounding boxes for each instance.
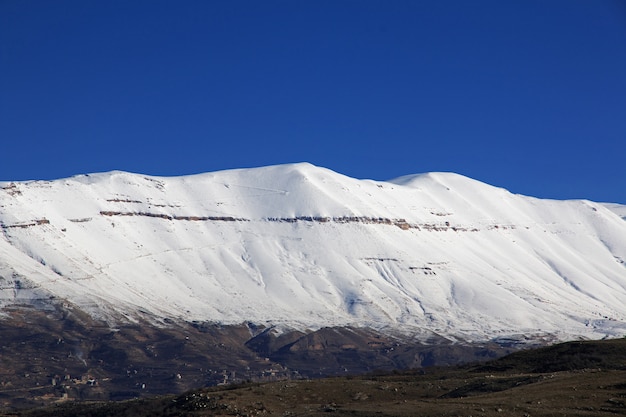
[1,163,626,343]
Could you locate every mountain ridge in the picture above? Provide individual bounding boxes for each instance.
[1,163,625,343]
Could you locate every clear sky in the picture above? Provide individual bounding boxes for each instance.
[1,1,625,203]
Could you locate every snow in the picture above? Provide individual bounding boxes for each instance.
[602,202,626,221]
[1,163,626,343]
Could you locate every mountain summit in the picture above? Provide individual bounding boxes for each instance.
[1,163,625,343]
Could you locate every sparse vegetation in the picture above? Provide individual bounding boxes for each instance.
[3,337,626,416]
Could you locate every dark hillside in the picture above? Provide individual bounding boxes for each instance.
[477,337,626,373]
[9,337,626,417]
[0,305,513,410]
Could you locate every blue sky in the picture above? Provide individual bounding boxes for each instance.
[2,1,625,203]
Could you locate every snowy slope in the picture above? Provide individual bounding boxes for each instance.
[1,163,625,342]
[603,202,626,221]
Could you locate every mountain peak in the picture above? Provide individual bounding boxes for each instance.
[1,164,626,343]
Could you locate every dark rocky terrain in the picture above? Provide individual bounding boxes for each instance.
[0,304,518,411]
[4,337,626,416]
